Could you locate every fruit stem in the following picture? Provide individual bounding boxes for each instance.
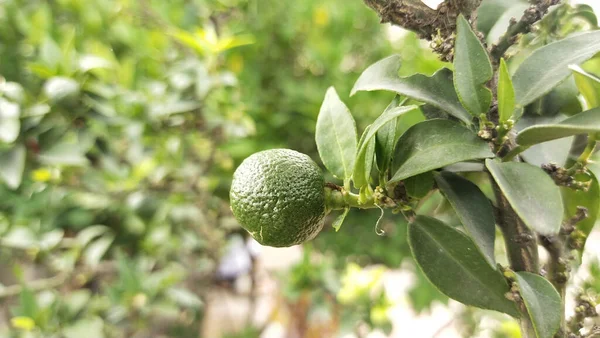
[325,185,378,211]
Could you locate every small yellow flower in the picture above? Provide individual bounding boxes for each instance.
[11,316,36,331]
[313,7,329,27]
[32,168,52,182]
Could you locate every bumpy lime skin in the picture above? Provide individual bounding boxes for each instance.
[230,149,326,247]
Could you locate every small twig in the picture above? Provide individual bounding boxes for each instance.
[490,0,562,64]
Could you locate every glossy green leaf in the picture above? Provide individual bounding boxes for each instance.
[498,59,515,123]
[404,172,434,199]
[434,171,496,267]
[315,87,358,180]
[486,160,563,235]
[389,119,493,184]
[351,55,472,124]
[516,115,572,166]
[0,145,26,190]
[571,65,600,108]
[561,171,599,250]
[515,272,561,338]
[453,15,493,116]
[409,216,518,317]
[332,207,350,232]
[376,96,406,175]
[516,107,600,146]
[356,103,419,181]
[376,117,397,175]
[353,126,376,189]
[512,30,600,107]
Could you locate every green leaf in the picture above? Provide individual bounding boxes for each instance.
[390,119,493,183]
[404,171,433,199]
[351,55,472,124]
[514,272,561,338]
[408,216,518,317]
[353,126,376,189]
[315,87,358,180]
[476,0,521,36]
[512,30,600,107]
[570,6,598,27]
[375,108,398,175]
[434,171,496,267]
[571,65,600,108]
[486,160,563,235]
[516,107,600,146]
[561,171,599,251]
[0,145,26,190]
[84,234,115,267]
[166,287,204,309]
[0,98,21,144]
[38,141,89,166]
[40,36,61,69]
[516,115,572,166]
[43,77,80,103]
[498,58,516,123]
[355,102,419,184]
[332,207,350,232]
[453,15,493,116]
[78,54,113,72]
[64,317,104,338]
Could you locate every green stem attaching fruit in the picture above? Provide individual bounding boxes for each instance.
[324,185,379,211]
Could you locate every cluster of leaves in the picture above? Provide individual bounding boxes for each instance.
[314,2,600,337]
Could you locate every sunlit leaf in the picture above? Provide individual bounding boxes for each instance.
[315,87,358,180]
[498,58,515,122]
[571,65,600,108]
[512,30,600,107]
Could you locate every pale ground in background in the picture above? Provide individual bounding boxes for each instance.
[203,1,600,337]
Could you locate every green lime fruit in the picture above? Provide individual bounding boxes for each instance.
[230,149,326,247]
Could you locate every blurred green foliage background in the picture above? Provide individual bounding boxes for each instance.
[0,0,443,336]
[0,0,598,337]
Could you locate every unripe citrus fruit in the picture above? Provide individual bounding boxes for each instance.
[230,149,326,247]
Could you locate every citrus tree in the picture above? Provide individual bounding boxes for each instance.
[230,1,600,337]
